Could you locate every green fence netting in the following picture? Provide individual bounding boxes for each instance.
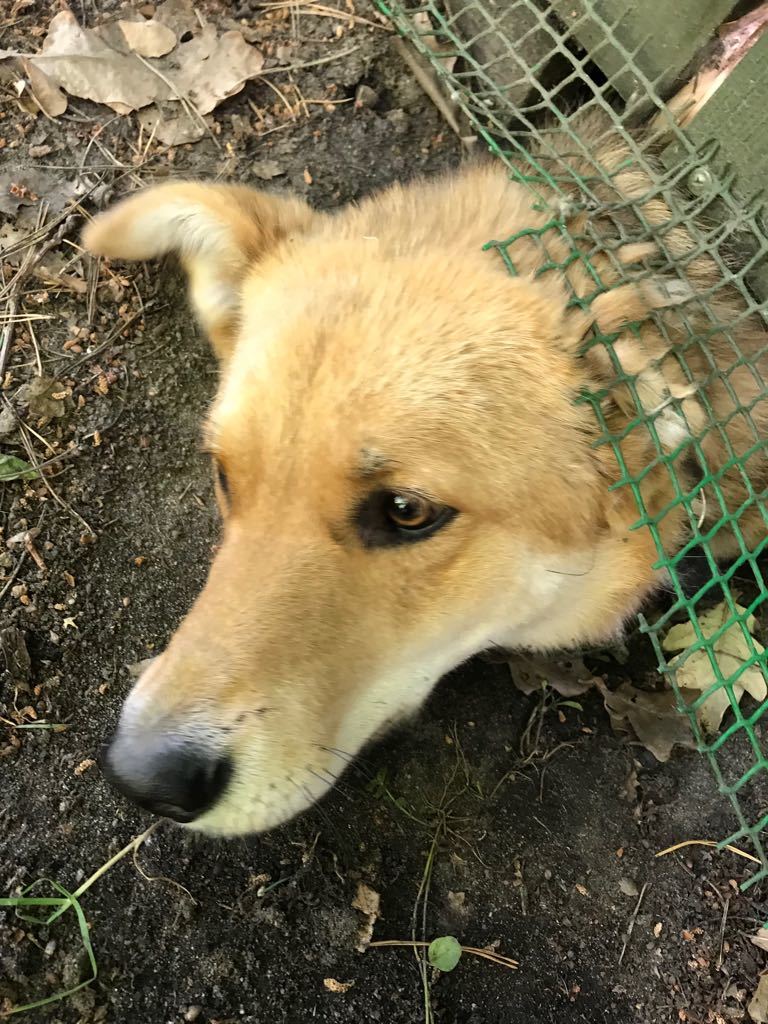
[377,0,768,887]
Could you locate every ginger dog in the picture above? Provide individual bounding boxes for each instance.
[84,113,768,835]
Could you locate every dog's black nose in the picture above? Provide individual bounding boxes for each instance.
[102,733,232,823]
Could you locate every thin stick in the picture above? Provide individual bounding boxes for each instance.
[656,839,761,865]
[619,881,648,966]
[132,841,197,905]
[392,38,464,140]
[132,52,221,151]
[14,411,95,537]
[704,880,730,972]
[368,939,518,969]
[258,44,360,76]
[67,824,160,903]
[259,75,297,120]
[255,1,388,30]
[0,212,79,377]
[0,550,27,605]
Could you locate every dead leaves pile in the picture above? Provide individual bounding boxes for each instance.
[1,0,264,144]
[508,600,768,762]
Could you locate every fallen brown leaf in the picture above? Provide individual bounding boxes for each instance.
[507,652,599,698]
[21,58,67,116]
[16,376,68,419]
[115,18,177,58]
[34,11,161,113]
[749,974,768,1023]
[598,680,695,762]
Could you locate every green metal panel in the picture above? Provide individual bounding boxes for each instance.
[551,0,735,100]
[663,32,768,300]
[686,31,768,208]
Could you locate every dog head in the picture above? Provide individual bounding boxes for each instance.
[84,180,664,835]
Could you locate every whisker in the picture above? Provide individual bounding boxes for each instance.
[318,744,375,780]
[298,782,346,846]
[306,766,354,803]
[546,548,597,578]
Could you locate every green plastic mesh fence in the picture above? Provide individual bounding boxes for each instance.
[377,0,768,886]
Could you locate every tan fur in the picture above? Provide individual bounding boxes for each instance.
[84,113,768,835]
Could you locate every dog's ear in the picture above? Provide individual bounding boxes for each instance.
[82,182,316,359]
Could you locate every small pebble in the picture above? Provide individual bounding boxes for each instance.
[184,1007,202,1022]
[619,877,639,897]
[354,84,379,109]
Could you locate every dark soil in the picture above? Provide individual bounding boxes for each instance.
[1,3,767,1023]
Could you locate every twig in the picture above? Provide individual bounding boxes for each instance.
[393,38,464,141]
[368,939,518,969]
[133,52,221,151]
[62,822,162,910]
[14,409,95,537]
[132,841,197,905]
[704,881,730,971]
[619,881,649,966]
[258,44,360,76]
[0,550,27,605]
[0,212,80,378]
[656,839,761,865]
[259,75,298,120]
[255,1,389,29]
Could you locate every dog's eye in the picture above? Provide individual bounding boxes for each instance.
[386,493,436,530]
[355,489,457,548]
[214,461,230,502]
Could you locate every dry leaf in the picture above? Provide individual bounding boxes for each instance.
[34,11,162,113]
[412,11,457,72]
[172,27,264,116]
[152,0,200,37]
[751,927,768,953]
[749,974,768,1023]
[252,160,284,180]
[0,168,79,216]
[16,376,68,419]
[663,602,767,734]
[323,978,354,994]
[351,882,380,953]
[26,8,263,141]
[508,653,599,698]
[21,58,67,116]
[116,19,176,58]
[139,25,265,144]
[599,681,695,762]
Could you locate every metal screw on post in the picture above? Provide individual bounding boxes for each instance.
[688,166,715,194]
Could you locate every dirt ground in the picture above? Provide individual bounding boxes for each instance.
[2,3,768,1023]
